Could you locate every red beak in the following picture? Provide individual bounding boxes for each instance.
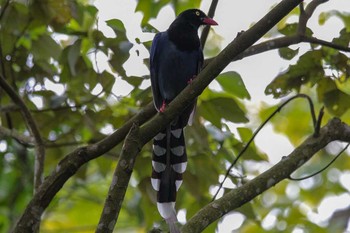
[202,17,218,26]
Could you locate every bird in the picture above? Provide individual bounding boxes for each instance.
[149,9,218,232]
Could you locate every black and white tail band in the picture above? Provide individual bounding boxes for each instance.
[151,124,187,220]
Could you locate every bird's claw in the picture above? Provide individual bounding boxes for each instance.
[187,75,197,84]
[159,101,166,112]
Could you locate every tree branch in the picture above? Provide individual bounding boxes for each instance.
[200,0,219,48]
[0,125,35,146]
[137,0,305,147]
[0,104,20,113]
[204,34,350,66]
[96,123,140,233]
[298,0,329,34]
[11,103,156,233]
[204,0,349,67]
[0,75,45,193]
[212,94,318,200]
[182,118,350,233]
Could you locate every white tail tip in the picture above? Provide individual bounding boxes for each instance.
[157,202,180,233]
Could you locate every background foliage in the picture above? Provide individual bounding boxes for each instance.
[0,0,349,232]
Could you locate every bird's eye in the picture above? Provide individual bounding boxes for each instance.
[195,11,200,16]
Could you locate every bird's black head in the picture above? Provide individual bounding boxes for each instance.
[167,9,218,51]
[175,9,218,29]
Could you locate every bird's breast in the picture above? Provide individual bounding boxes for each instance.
[157,46,199,101]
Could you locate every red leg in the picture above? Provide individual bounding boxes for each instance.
[187,75,197,84]
[159,100,166,112]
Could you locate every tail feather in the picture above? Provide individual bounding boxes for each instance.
[151,121,187,231]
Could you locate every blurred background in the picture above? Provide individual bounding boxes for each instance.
[0,0,350,232]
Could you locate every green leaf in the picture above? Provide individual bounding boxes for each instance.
[31,34,62,61]
[123,76,144,87]
[172,0,201,15]
[237,127,254,142]
[236,127,268,161]
[318,10,350,31]
[278,23,298,36]
[99,71,115,93]
[106,19,126,36]
[136,0,171,26]
[199,97,248,128]
[266,50,324,98]
[0,2,31,55]
[317,78,350,116]
[278,47,299,60]
[103,20,133,78]
[333,28,350,47]
[278,23,313,37]
[216,71,251,99]
[67,39,81,76]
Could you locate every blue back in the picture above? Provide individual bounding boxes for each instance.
[150,31,203,112]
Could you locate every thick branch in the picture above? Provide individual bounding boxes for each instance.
[138,0,304,146]
[11,103,155,233]
[96,124,140,233]
[182,118,350,233]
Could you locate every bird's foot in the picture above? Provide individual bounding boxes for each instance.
[159,101,166,112]
[187,75,197,84]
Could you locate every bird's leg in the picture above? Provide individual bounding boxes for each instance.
[187,75,197,84]
[159,100,166,112]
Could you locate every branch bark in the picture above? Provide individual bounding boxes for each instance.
[200,0,219,48]
[182,118,350,233]
[0,75,45,193]
[96,123,140,233]
[204,35,350,66]
[11,103,155,233]
[0,125,34,146]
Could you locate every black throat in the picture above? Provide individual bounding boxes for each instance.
[167,22,201,52]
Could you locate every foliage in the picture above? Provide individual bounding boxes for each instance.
[0,0,349,233]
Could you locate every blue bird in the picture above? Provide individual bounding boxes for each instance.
[150,9,217,232]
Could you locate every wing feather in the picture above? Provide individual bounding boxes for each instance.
[150,33,164,111]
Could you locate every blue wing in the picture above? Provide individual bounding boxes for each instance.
[150,33,163,111]
[150,32,203,114]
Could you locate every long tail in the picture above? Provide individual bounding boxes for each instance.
[151,121,187,232]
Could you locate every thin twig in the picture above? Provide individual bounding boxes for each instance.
[302,36,350,52]
[289,143,349,181]
[298,0,329,34]
[0,0,10,21]
[0,75,45,193]
[204,34,350,66]
[0,126,35,146]
[200,0,219,48]
[212,94,317,201]
[313,106,324,137]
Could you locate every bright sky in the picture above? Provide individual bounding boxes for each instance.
[93,0,350,232]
